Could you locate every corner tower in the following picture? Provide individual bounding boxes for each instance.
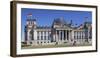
[24,13,37,45]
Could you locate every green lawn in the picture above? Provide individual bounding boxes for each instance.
[21,43,92,49]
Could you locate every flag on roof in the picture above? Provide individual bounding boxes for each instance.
[27,13,32,16]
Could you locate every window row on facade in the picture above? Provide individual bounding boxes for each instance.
[74,31,87,39]
[37,31,51,40]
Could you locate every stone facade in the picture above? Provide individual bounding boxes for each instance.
[24,15,92,46]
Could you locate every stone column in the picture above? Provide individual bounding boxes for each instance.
[39,31,41,43]
[33,29,37,45]
[79,31,80,43]
[60,30,61,41]
[55,31,56,42]
[83,31,85,42]
[81,31,83,43]
[66,30,67,41]
[71,30,74,42]
[46,31,48,43]
[61,30,63,41]
[43,31,44,44]
[62,30,64,41]
[74,31,76,41]
[41,31,43,44]
[80,31,81,43]
[56,30,58,42]
[77,31,79,42]
[69,30,70,42]
[76,31,78,41]
[53,32,55,42]
[27,29,31,45]
[70,30,72,41]
[59,30,61,41]
[64,30,66,40]
[88,30,90,41]
[57,31,59,41]
[48,31,49,43]
[82,31,83,42]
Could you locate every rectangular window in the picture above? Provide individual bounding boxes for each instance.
[74,31,76,39]
[77,32,78,39]
[37,36,39,40]
[44,36,46,40]
[37,31,39,40]
[41,36,43,40]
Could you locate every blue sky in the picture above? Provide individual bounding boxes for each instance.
[21,8,92,41]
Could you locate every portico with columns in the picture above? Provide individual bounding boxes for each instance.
[51,29,73,44]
